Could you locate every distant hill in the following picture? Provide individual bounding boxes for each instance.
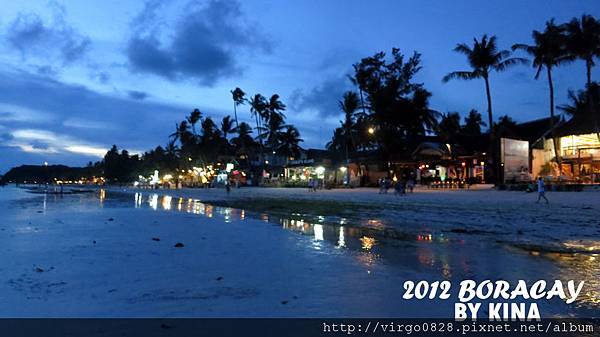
[0,165,101,184]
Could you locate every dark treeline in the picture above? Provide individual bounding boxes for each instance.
[327,14,600,181]
[98,89,304,184]
[1,165,101,184]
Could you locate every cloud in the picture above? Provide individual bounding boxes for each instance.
[62,118,114,130]
[126,0,271,85]
[128,90,149,100]
[0,103,51,122]
[9,129,100,156]
[5,4,91,66]
[0,67,188,172]
[289,76,353,118]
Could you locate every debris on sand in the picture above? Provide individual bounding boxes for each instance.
[174,242,185,248]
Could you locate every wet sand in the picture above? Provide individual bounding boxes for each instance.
[0,186,598,317]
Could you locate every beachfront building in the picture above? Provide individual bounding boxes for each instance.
[536,117,600,183]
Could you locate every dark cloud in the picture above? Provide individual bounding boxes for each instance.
[289,76,353,117]
[29,140,50,150]
[89,71,110,84]
[126,0,271,85]
[0,132,13,142]
[128,90,149,100]
[5,7,91,65]
[0,68,188,172]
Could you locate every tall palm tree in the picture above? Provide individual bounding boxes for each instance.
[443,35,527,133]
[564,15,600,142]
[260,112,286,152]
[249,94,268,169]
[170,120,192,146]
[249,94,267,140]
[231,87,246,129]
[221,115,234,139]
[513,20,572,172]
[564,15,600,86]
[186,109,202,135]
[266,94,286,125]
[338,91,360,184]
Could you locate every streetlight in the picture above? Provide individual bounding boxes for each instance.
[368,127,375,135]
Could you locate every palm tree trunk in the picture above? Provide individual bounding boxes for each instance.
[587,59,592,87]
[359,89,366,116]
[484,76,493,131]
[587,60,600,144]
[255,115,265,178]
[483,76,498,184]
[345,141,350,187]
[233,103,239,129]
[547,67,562,176]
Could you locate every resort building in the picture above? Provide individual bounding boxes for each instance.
[547,117,600,183]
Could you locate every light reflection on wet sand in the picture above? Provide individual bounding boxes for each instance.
[120,190,600,311]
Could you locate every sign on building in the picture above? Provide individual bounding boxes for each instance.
[501,138,530,183]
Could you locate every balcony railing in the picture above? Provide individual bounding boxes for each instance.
[562,146,600,158]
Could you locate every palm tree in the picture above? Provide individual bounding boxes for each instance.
[443,35,527,133]
[462,109,487,136]
[513,20,571,172]
[326,128,345,153]
[278,126,303,160]
[249,94,267,140]
[558,83,600,141]
[231,87,246,128]
[170,120,192,146]
[407,87,440,136]
[186,109,202,135]
[266,94,286,125]
[493,115,519,139]
[438,112,461,143]
[564,15,600,86]
[260,112,286,152]
[564,15,600,142]
[221,115,234,139]
[338,91,360,184]
[231,122,256,157]
[249,94,268,167]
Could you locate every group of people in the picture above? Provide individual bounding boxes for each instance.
[307,178,319,192]
[378,177,415,196]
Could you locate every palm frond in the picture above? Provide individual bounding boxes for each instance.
[453,43,473,55]
[442,71,479,82]
[495,57,529,71]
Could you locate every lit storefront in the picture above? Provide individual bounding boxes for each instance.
[559,133,600,183]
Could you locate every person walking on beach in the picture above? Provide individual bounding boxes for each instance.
[225,179,231,195]
[536,177,548,204]
[394,180,405,196]
[407,177,415,193]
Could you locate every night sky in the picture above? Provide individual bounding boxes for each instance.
[1,0,599,173]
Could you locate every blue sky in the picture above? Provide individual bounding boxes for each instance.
[1,0,599,173]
